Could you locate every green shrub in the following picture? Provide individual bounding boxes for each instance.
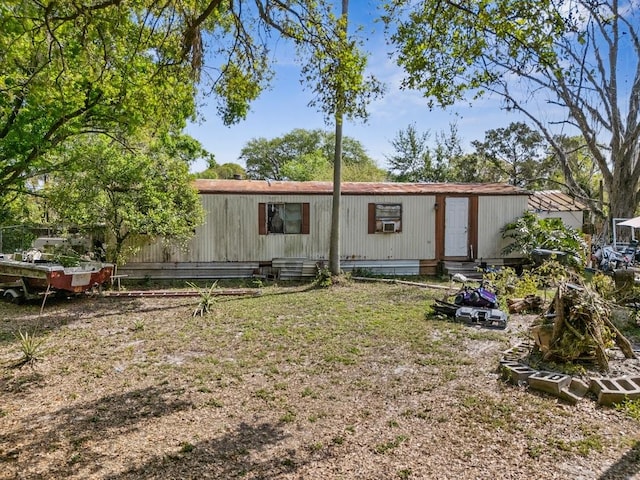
[501,211,587,269]
[590,272,615,300]
[533,259,575,287]
[483,267,519,297]
[188,281,218,316]
[314,265,333,288]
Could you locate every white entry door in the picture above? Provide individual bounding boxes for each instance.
[444,197,469,257]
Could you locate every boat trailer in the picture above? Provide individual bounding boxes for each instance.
[0,256,114,311]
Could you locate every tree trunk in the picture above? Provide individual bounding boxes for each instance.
[329,118,343,275]
[608,161,638,219]
[328,0,349,276]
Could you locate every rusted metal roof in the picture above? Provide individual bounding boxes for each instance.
[528,190,587,212]
[194,179,528,196]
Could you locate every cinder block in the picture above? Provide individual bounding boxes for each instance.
[528,371,572,396]
[568,378,590,396]
[500,343,531,363]
[590,376,640,406]
[501,362,537,385]
[559,378,590,405]
[559,388,582,405]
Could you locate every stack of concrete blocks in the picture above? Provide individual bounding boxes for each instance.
[499,343,538,386]
[499,343,640,406]
[589,376,640,406]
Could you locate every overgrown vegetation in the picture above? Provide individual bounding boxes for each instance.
[314,265,334,287]
[615,399,640,422]
[501,211,587,268]
[480,259,575,311]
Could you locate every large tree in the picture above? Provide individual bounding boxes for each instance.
[386,123,462,182]
[196,162,247,179]
[471,122,553,189]
[1,1,186,194]
[241,128,385,181]
[2,1,382,276]
[448,152,501,184]
[384,0,639,220]
[278,1,383,275]
[0,0,370,197]
[547,135,603,206]
[45,135,204,264]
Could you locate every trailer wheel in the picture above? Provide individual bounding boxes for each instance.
[3,289,24,305]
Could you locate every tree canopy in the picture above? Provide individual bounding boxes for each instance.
[0,0,376,195]
[45,135,204,264]
[471,122,553,189]
[547,135,603,208]
[196,162,247,180]
[1,0,198,194]
[241,128,386,181]
[384,0,640,220]
[386,123,462,182]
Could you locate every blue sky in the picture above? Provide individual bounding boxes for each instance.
[185,3,530,174]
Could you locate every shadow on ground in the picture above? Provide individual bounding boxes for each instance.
[106,421,311,480]
[599,440,640,480]
[0,384,194,479]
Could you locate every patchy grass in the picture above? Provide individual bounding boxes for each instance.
[0,280,639,479]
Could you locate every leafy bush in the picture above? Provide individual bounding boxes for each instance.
[532,259,576,288]
[483,267,520,298]
[501,211,587,268]
[483,266,543,310]
[511,270,540,298]
[590,272,615,300]
[314,265,333,288]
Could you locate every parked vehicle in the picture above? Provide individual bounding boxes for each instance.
[432,275,507,329]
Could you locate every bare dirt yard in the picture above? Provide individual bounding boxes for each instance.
[1,280,639,480]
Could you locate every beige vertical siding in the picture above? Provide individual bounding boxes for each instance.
[129,192,527,264]
[476,195,529,259]
[129,193,437,262]
[340,195,436,260]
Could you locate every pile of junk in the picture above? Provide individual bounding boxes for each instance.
[591,217,640,273]
[432,274,508,330]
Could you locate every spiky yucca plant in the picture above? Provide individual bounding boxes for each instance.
[187,281,218,317]
[14,330,45,367]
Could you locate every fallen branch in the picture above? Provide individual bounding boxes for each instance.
[352,276,451,290]
[507,295,543,313]
[603,316,637,359]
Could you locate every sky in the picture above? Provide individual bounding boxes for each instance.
[184,3,531,174]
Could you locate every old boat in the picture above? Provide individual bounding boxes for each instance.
[0,254,113,303]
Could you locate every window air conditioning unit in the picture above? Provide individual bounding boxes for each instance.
[382,221,396,233]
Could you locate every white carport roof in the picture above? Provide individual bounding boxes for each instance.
[617,216,640,228]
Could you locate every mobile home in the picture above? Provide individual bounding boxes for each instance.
[120,180,530,279]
